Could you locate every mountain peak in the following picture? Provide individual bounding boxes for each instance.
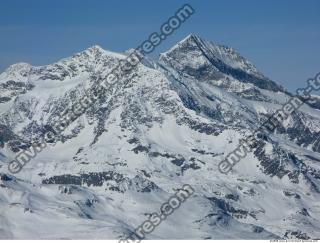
[73,44,125,61]
[162,33,204,55]
[3,62,32,73]
[180,33,201,42]
[85,45,105,53]
[160,34,285,92]
[0,62,32,83]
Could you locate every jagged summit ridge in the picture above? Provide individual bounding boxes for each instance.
[161,34,262,77]
[0,34,283,92]
[160,34,284,92]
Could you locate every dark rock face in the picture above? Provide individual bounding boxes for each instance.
[42,171,124,187]
[0,173,13,181]
[0,80,34,104]
[207,196,257,220]
[42,172,159,193]
[284,230,310,240]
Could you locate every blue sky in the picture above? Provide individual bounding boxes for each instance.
[0,0,319,91]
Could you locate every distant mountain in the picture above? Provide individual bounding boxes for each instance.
[0,34,320,239]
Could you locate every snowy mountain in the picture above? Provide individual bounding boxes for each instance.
[1,34,320,239]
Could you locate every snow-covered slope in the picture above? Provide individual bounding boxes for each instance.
[1,34,320,240]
